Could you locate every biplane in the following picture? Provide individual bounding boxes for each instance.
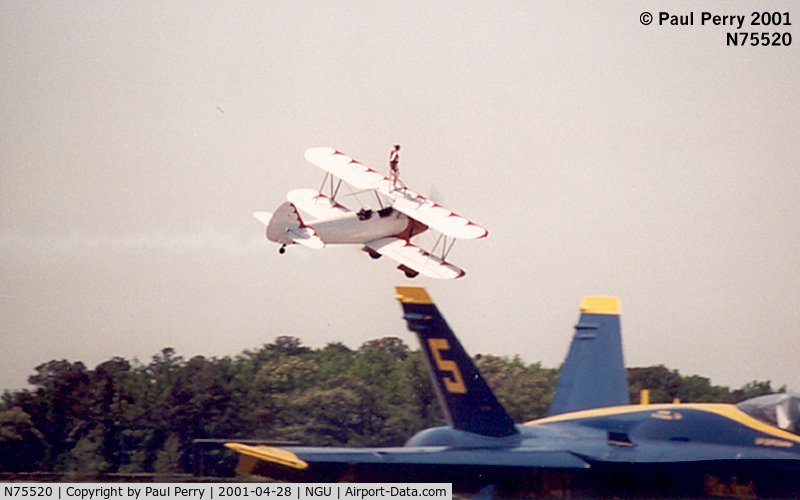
[253,147,487,279]
[226,287,800,497]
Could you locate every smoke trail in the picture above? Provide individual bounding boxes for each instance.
[0,229,264,257]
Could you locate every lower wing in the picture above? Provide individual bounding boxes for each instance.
[286,226,324,249]
[365,237,465,279]
[286,188,351,221]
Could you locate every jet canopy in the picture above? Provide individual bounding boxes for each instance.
[737,392,800,434]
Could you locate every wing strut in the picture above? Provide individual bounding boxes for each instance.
[317,172,329,194]
[430,234,457,261]
[373,190,385,210]
[318,167,385,210]
[318,173,344,201]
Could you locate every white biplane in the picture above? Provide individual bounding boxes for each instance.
[254,147,487,279]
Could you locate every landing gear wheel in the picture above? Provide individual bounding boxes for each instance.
[278,245,286,255]
[361,246,382,260]
[398,264,419,279]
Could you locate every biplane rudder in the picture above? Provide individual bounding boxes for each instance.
[547,296,629,416]
[254,202,324,251]
[395,286,518,437]
[258,202,300,244]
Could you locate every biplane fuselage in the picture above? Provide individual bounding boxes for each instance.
[272,208,413,246]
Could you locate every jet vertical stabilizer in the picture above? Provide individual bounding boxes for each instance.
[548,296,629,416]
[395,286,518,437]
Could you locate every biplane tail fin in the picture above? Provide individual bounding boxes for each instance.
[256,202,324,249]
[395,286,518,437]
[547,296,629,416]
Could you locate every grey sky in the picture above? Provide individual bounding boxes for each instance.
[1,1,798,393]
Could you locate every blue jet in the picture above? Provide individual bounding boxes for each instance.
[226,287,800,497]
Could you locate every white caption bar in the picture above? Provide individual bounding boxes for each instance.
[0,483,452,500]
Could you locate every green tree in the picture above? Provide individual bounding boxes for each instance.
[115,363,158,472]
[401,352,442,428]
[476,355,557,421]
[165,356,238,469]
[313,342,355,381]
[360,337,409,360]
[627,365,682,403]
[731,380,779,402]
[153,433,183,475]
[0,407,45,471]
[242,350,320,440]
[24,360,91,470]
[277,375,383,446]
[89,357,136,471]
[375,351,444,445]
[677,375,730,403]
[1,338,790,477]
[266,336,310,356]
[67,426,109,476]
[352,340,407,407]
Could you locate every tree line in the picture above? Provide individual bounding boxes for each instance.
[0,336,781,477]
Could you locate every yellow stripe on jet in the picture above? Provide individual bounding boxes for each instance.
[224,443,309,470]
[395,286,433,304]
[526,404,800,444]
[579,296,620,315]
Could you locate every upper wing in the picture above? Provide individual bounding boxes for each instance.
[380,186,488,240]
[304,147,388,191]
[305,147,488,239]
[225,443,589,481]
[286,188,350,221]
[366,237,465,280]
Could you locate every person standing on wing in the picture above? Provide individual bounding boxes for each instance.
[389,144,402,191]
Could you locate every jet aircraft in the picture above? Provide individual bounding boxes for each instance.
[254,147,488,279]
[226,287,800,497]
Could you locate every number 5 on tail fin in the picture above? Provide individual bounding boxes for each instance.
[395,286,518,438]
